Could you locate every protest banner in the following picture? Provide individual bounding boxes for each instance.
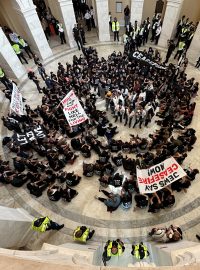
[13,125,46,146]
[61,90,88,126]
[136,157,186,194]
[132,51,167,70]
[10,83,24,115]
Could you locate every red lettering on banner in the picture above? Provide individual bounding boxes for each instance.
[66,104,78,111]
[171,163,178,170]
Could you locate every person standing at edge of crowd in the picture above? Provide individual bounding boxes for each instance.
[79,24,86,44]
[124,5,130,27]
[56,22,66,44]
[174,40,186,60]
[112,17,120,42]
[28,69,42,93]
[164,39,176,64]
[73,24,83,50]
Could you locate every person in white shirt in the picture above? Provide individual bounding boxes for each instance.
[155,24,162,45]
[56,22,66,44]
[84,10,91,31]
[115,104,125,123]
[133,108,146,129]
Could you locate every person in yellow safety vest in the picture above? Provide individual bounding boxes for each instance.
[31,216,64,232]
[112,17,120,42]
[102,239,125,266]
[131,242,150,260]
[174,41,186,61]
[0,67,10,89]
[12,43,28,64]
[18,36,34,59]
[73,226,95,243]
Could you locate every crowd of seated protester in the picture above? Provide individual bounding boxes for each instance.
[0,46,199,214]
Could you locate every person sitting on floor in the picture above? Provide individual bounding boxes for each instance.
[94,190,121,212]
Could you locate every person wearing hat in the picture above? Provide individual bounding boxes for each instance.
[131,242,150,260]
[32,216,64,232]
[102,239,125,266]
[112,17,120,42]
[73,226,95,243]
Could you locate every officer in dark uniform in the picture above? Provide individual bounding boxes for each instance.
[73,24,83,50]
[164,40,176,64]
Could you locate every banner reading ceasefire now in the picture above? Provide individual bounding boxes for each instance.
[136,157,187,194]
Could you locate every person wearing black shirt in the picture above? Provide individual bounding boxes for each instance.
[73,24,83,50]
[124,5,130,27]
[164,40,176,64]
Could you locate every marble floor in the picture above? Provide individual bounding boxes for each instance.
[0,41,200,249]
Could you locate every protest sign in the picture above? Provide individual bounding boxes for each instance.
[61,90,88,126]
[136,157,186,194]
[10,83,24,115]
[132,51,166,70]
[13,125,46,146]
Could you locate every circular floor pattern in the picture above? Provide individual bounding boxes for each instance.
[1,43,200,244]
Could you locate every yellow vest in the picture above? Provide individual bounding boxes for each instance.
[133,244,148,259]
[12,44,21,54]
[73,226,90,243]
[19,38,26,47]
[112,21,120,32]
[178,41,185,51]
[0,68,4,78]
[107,241,123,257]
[31,217,50,232]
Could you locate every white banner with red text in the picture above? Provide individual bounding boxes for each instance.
[10,83,23,115]
[136,157,187,194]
[61,90,88,126]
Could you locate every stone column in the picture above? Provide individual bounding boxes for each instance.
[0,206,34,249]
[0,28,25,80]
[130,0,145,25]
[57,0,77,48]
[14,0,53,60]
[158,0,183,48]
[95,0,110,42]
[187,22,200,65]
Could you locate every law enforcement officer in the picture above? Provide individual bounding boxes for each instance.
[73,226,95,243]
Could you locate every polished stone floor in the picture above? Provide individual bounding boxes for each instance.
[0,41,200,249]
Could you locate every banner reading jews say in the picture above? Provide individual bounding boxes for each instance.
[10,83,24,115]
[61,90,88,127]
[136,157,187,194]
